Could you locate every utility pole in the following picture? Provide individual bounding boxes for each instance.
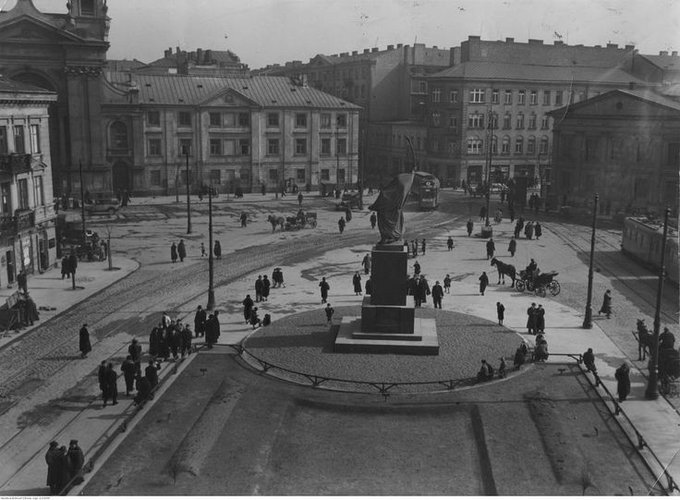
[582,193,598,329]
[79,160,86,240]
[207,182,215,310]
[185,148,192,234]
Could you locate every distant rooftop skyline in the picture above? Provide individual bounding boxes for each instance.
[17,0,680,68]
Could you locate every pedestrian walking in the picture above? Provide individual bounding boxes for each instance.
[370,212,377,229]
[205,311,221,348]
[319,277,330,303]
[17,269,27,294]
[249,307,261,329]
[338,216,346,233]
[486,238,495,260]
[352,272,363,295]
[121,355,136,395]
[325,303,335,324]
[97,360,107,399]
[170,242,177,263]
[79,323,91,358]
[61,255,71,279]
[615,363,631,402]
[443,274,452,294]
[479,271,489,296]
[297,192,303,206]
[514,343,528,370]
[240,211,248,227]
[421,239,426,255]
[497,302,505,325]
[242,294,254,324]
[213,240,222,259]
[149,324,161,356]
[103,362,118,406]
[66,439,85,485]
[411,239,418,257]
[46,441,61,494]
[261,275,271,301]
[194,305,206,337]
[413,260,421,275]
[431,280,443,309]
[598,289,612,318]
[524,221,534,240]
[508,237,517,257]
[200,242,206,257]
[479,205,487,222]
[145,360,159,388]
[180,324,192,357]
[177,239,186,262]
[414,276,430,307]
[583,348,597,373]
[466,218,474,237]
[362,253,371,274]
[526,303,538,334]
[134,375,152,405]
[128,338,142,375]
[509,205,515,223]
[535,221,542,240]
[536,304,545,333]
[447,236,454,251]
[498,357,507,378]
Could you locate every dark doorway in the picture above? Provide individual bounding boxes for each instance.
[112,161,131,194]
[6,250,14,284]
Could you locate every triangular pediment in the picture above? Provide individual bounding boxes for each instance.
[551,90,680,119]
[201,87,259,107]
[309,55,333,67]
[0,16,85,44]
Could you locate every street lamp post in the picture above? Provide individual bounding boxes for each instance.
[184,149,192,234]
[582,193,599,329]
[79,160,86,239]
[206,182,215,310]
[484,108,494,229]
[645,207,671,400]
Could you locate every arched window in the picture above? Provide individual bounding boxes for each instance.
[110,121,128,149]
[527,136,536,154]
[466,136,483,155]
[491,135,498,154]
[501,136,511,154]
[515,136,524,154]
[540,136,549,154]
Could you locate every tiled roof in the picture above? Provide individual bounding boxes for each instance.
[429,61,647,85]
[105,73,360,109]
[640,54,680,71]
[0,75,56,95]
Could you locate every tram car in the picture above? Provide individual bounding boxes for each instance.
[621,217,679,285]
[411,171,440,210]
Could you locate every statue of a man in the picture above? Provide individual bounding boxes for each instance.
[368,172,414,245]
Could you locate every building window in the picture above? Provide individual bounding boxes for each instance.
[504,90,512,105]
[432,88,441,102]
[432,112,441,126]
[296,169,306,183]
[179,139,192,156]
[268,169,279,182]
[17,178,29,209]
[541,115,550,129]
[337,137,347,155]
[267,113,279,127]
[469,88,485,103]
[321,169,330,181]
[110,122,127,149]
[34,175,44,206]
[488,89,499,104]
[468,113,484,129]
[210,169,221,185]
[209,112,221,127]
[295,138,307,155]
[490,113,499,130]
[528,113,537,129]
[467,137,483,155]
[267,138,279,156]
[30,124,40,153]
[321,138,331,155]
[239,139,250,155]
[209,138,222,156]
[321,113,331,129]
[491,136,498,154]
[449,90,458,103]
[516,113,524,129]
[530,90,538,105]
[178,111,192,127]
[150,170,161,186]
[555,91,563,106]
[80,0,95,16]
[336,113,347,128]
[419,81,427,93]
[1,183,10,213]
[148,138,162,156]
[0,126,6,154]
[518,90,526,105]
[503,113,511,129]
[448,140,456,153]
[13,125,25,153]
[146,110,159,126]
[295,113,307,128]
[543,91,551,106]
[501,136,511,154]
[448,115,457,128]
[238,113,250,127]
[515,136,524,154]
[527,136,536,154]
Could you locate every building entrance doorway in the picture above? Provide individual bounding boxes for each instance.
[5,250,14,284]
[112,161,131,194]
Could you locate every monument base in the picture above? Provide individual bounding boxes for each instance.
[333,316,439,355]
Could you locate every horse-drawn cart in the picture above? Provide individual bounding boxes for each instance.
[515,270,560,297]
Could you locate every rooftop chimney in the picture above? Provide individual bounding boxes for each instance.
[164,48,172,58]
[506,37,514,43]
[528,39,543,45]
[387,44,394,50]
[432,45,438,49]
[397,43,403,48]
[352,50,358,55]
[660,50,669,56]
[673,51,678,56]
[363,49,370,54]
[340,52,349,56]
[205,49,212,62]
[606,43,618,49]
[371,47,379,52]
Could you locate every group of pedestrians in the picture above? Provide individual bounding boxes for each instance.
[45,439,85,495]
[170,239,187,263]
[582,347,630,402]
[513,217,542,240]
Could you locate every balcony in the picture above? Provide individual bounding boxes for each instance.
[0,154,33,175]
[14,209,35,231]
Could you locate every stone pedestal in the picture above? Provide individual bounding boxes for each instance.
[333,241,439,355]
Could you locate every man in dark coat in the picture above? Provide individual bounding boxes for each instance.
[66,439,85,485]
[177,239,186,262]
[46,441,61,494]
[338,216,346,233]
[97,360,107,398]
[508,237,517,257]
[583,348,597,373]
[50,445,70,495]
[297,192,304,206]
[536,304,545,333]
[145,360,159,388]
[526,303,538,334]
[479,271,489,296]
[68,252,78,277]
[170,242,178,263]
[443,274,452,293]
[261,275,271,301]
[447,236,454,251]
[213,240,221,259]
[421,239,426,255]
[535,222,542,240]
[61,255,71,279]
[148,324,161,357]
[352,272,362,295]
[466,218,474,237]
[242,295,254,324]
[205,312,220,348]
[319,277,330,303]
[369,212,377,229]
[325,303,335,324]
[431,280,444,309]
[194,305,206,337]
[255,275,263,302]
[128,338,142,375]
[414,276,430,307]
[79,323,91,358]
[17,269,27,294]
[103,362,118,406]
[240,211,248,227]
[497,302,505,325]
[486,238,495,260]
[615,363,631,402]
[598,289,612,318]
[180,324,192,357]
[121,355,137,395]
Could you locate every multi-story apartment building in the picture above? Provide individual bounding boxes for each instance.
[131,47,250,77]
[549,89,680,216]
[0,77,58,285]
[101,73,359,195]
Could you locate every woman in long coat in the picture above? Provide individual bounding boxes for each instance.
[242,294,254,324]
[103,363,118,406]
[615,362,631,402]
[261,275,271,301]
[214,240,222,259]
[479,272,489,296]
[599,289,612,318]
[352,272,362,295]
[170,242,178,263]
[79,323,91,358]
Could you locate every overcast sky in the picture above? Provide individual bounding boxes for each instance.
[24,0,680,68]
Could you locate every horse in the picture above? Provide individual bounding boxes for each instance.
[267,215,285,232]
[632,318,654,361]
[490,258,516,286]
